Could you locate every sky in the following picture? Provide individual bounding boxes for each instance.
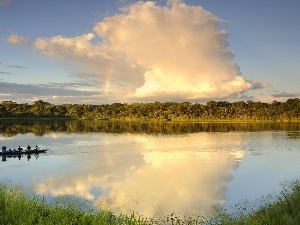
[1,0,299,104]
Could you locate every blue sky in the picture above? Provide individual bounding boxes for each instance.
[0,0,299,104]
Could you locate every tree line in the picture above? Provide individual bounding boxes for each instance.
[0,98,299,122]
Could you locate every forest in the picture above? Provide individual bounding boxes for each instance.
[0,98,299,122]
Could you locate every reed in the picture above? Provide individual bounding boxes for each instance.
[207,180,300,225]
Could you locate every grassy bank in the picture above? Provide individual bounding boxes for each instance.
[1,181,300,224]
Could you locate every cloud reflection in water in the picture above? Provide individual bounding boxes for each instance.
[35,133,244,218]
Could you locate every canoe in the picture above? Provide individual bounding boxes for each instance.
[0,149,48,155]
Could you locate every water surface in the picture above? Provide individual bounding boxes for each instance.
[1,120,299,218]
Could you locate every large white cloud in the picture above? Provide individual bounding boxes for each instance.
[16,0,266,102]
[34,33,145,92]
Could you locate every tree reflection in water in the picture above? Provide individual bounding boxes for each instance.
[0,120,299,137]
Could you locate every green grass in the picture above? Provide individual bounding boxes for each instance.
[207,180,300,225]
[1,181,300,224]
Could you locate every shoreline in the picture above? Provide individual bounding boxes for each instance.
[0,117,299,123]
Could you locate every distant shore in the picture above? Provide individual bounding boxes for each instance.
[0,117,300,122]
[1,98,299,122]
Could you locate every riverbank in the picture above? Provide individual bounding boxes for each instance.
[1,181,300,224]
[1,98,299,122]
[1,117,300,122]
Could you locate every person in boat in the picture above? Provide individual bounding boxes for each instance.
[18,146,23,152]
[27,145,31,151]
[35,145,39,151]
[2,146,7,153]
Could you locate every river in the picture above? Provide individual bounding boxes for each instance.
[0,120,299,218]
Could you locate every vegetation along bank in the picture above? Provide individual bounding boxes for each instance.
[0,98,299,122]
[1,181,300,224]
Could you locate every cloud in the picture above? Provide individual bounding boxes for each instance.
[34,33,145,91]
[271,92,299,98]
[94,0,266,101]
[0,0,10,6]
[15,1,266,102]
[6,34,30,46]
[0,81,113,104]
[34,33,95,57]
[257,92,300,103]
[0,81,96,96]
[7,65,27,69]
[0,71,10,75]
